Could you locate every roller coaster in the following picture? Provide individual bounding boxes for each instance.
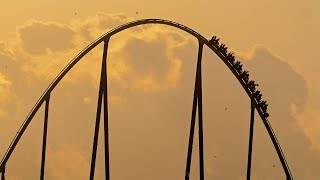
[0,19,293,180]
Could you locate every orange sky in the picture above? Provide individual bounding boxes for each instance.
[0,1,319,179]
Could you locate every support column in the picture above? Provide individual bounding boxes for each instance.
[90,38,110,180]
[40,94,51,180]
[196,42,204,180]
[185,41,204,180]
[1,166,5,180]
[246,100,255,180]
[102,39,110,180]
[184,77,198,180]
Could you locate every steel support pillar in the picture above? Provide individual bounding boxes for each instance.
[197,42,204,180]
[246,100,255,180]
[40,94,51,180]
[1,166,5,180]
[102,39,110,180]
[185,41,204,180]
[1,172,4,180]
[90,38,110,180]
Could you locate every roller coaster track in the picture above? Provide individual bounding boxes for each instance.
[0,19,293,179]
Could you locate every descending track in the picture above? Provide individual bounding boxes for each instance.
[0,19,293,180]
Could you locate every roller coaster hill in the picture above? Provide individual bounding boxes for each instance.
[0,19,293,180]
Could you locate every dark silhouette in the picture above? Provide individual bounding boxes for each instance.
[247,80,258,93]
[0,19,293,180]
[240,70,250,83]
[247,102,255,179]
[227,52,236,65]
[209,36,220,47]
[219,44,228,55]
[253,91,262,100]
[234,61,243,74]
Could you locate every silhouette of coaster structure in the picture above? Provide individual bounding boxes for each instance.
[0,19,294,180]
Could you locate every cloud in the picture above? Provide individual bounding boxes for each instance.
[239,46,319,179]
[295,108,320,152]
[242,46,308,113]
[0,13,319,179]
[73,13,134,41]
[0,13,193,179]
[13,13,189,92]
[109,29,187,92]
[0,48,22,120]
[0,73,11,117]
[18,20,75,55]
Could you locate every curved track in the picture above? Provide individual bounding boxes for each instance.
[0,19,293,179]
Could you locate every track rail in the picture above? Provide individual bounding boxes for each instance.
[0,19,293,179]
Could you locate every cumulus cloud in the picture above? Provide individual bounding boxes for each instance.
[14,13,188,92]
[109,30,186,92]
[239,46,319,179]
[243,46,308,113]
[1,13,319,180]
[0,47,22,121]
[71,13,134,41]
[18,20,75,55]
[295,108,320,152]
[0,12,193,179]
[0,73,11,117]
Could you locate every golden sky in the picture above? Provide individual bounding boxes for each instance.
[0,0,319,179]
